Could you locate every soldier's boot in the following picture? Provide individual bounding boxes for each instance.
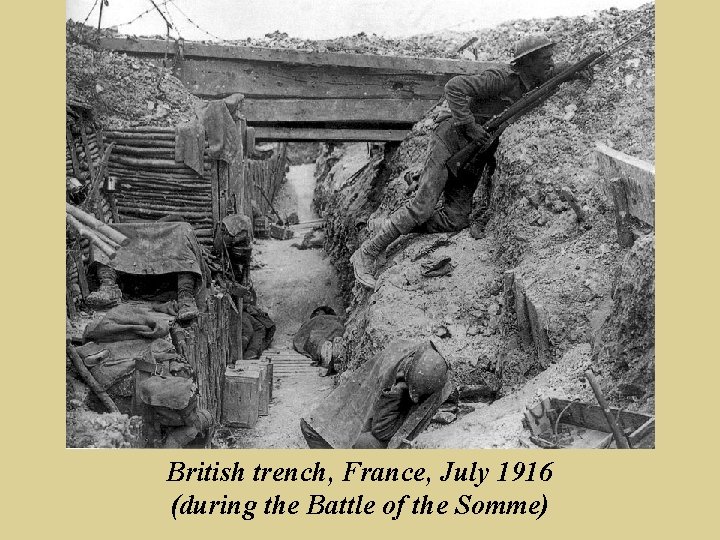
[163,409,213,448]
[350,221,401,289]
[177,273,199,322]
[87,264,122,309]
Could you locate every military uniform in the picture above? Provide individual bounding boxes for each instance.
[391,64,552,234]
[352,342,449,449]
[351,34,577,289]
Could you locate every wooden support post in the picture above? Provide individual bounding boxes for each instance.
[66,126,82,179]
[253,126,410,142]
[73,249,90,300]
[606,178,637,247]
[585,371,631,449]
[79,124,99,217]
[210,160,220,230]
[595,142,655,246]
[67,341,120,413]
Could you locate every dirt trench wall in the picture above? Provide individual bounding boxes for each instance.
[592,233,655,405]
[315,4,655,407]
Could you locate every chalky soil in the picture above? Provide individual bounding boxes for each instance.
[214,163,344,448]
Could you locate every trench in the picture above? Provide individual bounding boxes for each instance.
[215,161,344,448]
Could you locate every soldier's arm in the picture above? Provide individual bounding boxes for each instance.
[551,61,592,82]
[444,69,510,126]
[370,383,411,442]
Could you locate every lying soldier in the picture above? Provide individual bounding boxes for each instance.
[87,220,209,322]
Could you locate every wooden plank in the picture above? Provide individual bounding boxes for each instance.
[629,417,655,448]
[66,127,81,179]
[218,161,228,220]
[595,142,655,227]
[254,126,410,142]
[176,57,475,99]
[98,36,491,73]
[243,98,434,124]
[246,127,255,155]
[72,249,89,300]
[174,294,232,422]
[222,368,260,427]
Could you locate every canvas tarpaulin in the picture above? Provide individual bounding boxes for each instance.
[92,222,207,279]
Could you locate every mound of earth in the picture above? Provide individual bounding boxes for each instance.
[315,4,655,447]
[66,22,202,129]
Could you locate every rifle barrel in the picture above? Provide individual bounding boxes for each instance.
[586,25,654,71]
[447,21,653,175]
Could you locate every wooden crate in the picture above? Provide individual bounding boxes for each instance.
[222,367,261,428]
[238,359,273,416]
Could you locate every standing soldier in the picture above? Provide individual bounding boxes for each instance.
[351,34,588,288]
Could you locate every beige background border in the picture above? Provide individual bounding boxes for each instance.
[4,1,714,536]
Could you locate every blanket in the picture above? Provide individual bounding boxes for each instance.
[174,121,206,176]
[83,302,176,343]
[201,100,240,164]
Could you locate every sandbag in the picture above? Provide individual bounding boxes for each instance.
[139,376,196,410]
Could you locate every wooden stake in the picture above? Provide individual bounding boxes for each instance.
[584,371,630,449]
[67,341,120,413]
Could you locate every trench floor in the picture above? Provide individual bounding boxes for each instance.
[214,163,343,448]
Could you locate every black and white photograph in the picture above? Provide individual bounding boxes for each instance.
[64,0,655,450]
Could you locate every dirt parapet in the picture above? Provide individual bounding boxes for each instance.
[315,5,655,441]
[66,22,202,129]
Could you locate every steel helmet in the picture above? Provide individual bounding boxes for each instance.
[512,33,555,64]
[406,342,449,403]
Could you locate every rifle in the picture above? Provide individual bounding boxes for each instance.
[446,25,653,177]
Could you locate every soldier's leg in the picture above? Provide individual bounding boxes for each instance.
[177,273,199,322]
[351,134,451,288]
[244,315,265,359]
[87,263,122,308]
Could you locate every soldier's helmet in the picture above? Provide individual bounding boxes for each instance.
[406,342,449,403]
[512,33,555,64]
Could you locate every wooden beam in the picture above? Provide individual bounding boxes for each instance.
[243,98,434,123]
[98,36,490,74]
[176,58,474,100]
[254,126,410,142]
[595,142,655,227]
